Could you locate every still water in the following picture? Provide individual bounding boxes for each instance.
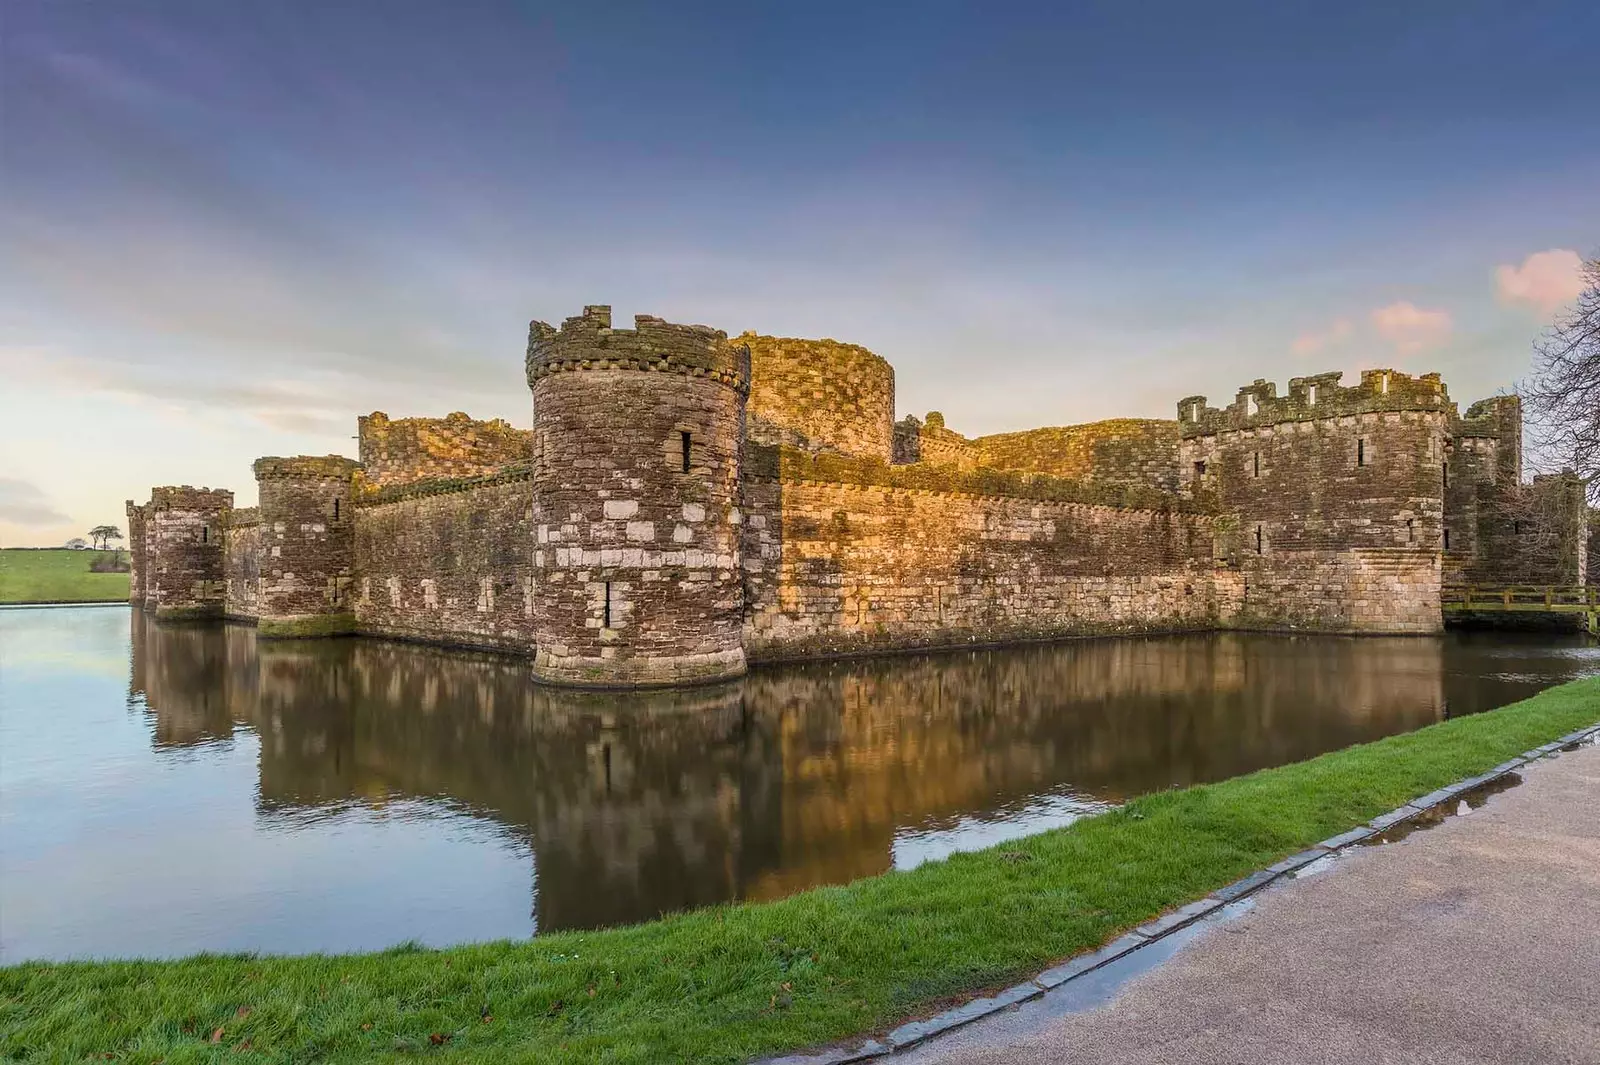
[2,606,1596,961]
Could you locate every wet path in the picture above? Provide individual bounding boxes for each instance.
[899,740,1600,1065]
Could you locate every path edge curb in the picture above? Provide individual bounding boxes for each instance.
[751,721,1600,1065]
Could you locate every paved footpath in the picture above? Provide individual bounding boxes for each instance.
[901,741,1600,1065]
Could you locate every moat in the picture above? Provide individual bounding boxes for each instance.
[2,605,1596,962]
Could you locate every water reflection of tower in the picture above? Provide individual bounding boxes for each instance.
[240,637,779,933]
[129,610,242,747]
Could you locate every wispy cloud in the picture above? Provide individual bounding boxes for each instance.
[1370,301,1452,356]
[0,477,73,527]
[1495,248,1586,314]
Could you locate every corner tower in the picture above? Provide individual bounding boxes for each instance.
[525,305,751,686]
[143,487,233,619]
[1177,369,1451,633]
[252,456,361,638]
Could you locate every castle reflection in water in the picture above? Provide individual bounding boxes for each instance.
[129,615,1511,934]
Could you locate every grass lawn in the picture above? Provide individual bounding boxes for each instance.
[3,676,1597,1064]
[0,548,130,604]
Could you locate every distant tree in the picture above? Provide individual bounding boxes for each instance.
[1523,252,1600,505]
[87,525,124,552]
[64,537,89,550]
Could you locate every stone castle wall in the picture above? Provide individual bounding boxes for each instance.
[740,446,1228,659]
[223,509,260,619]
[1231,549,1442,634]
[740,334,895,461]
[892,412,978,469]
[352,472,536,652]
[357,410,531,487]
[972,419,1181,491]
[892,415,1181,494]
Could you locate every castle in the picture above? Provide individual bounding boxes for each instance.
[126,305,1593,688]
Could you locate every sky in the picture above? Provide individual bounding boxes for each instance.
[2,1,1596,546]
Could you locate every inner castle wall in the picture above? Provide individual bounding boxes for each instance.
[740,333,895,461]
[356,410,532,488]
[126,305,1586,687]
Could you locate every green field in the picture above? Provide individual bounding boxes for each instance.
[0,548,130,604]
[3,674,1597,1064]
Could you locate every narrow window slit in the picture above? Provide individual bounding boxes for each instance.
[603,581,613,628]
[1357,438,1367,467]
[680,431,692,473]
[1252,451,1261,478]
[333,498,341,520]
[1255,525,1264,554]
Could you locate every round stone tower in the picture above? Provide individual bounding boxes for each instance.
[252,456,362,638]
[525,305,750,687]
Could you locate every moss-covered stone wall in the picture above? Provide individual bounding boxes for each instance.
[739,333,894,461]
[351,477,536,652]
[741,453,1227,660]
[892,412,978,469]
[972,419,1181,491]
[357,410,531,488]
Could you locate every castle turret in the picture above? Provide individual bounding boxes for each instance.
[252,456,361,638]
[525,305,750,686]
[144,487,232,619]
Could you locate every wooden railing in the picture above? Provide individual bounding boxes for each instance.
[1442,585,1599,633]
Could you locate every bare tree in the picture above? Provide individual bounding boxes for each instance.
[1522,252,1600,505]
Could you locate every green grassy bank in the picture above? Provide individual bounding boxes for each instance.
[4,677,1598,1064]
[0,549,130,605]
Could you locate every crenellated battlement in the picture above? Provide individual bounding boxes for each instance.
[892,411,979,468]
[357,410,530,488]
[525,304,751,392]
[253,455,361,481]
[1178,369,1453,438]
[740,333,894,460]
[149,486,234,510]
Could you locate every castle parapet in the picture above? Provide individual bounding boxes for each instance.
[357,410,531,488]
[1178,369,1452,438]
[526,305,751,393]
[892,411,979,469]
